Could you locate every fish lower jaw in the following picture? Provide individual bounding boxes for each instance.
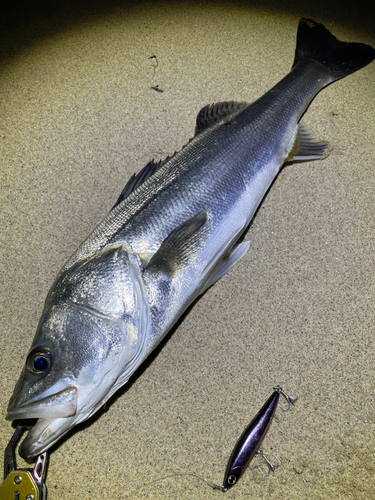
[18,398,101,458]
[19,415,79,458]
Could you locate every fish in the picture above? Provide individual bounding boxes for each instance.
[6,19,375,459]
[222,386,297,491]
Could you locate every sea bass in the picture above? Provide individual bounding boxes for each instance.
[7,19,374,458]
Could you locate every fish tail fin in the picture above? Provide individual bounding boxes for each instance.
[293,18,375,81]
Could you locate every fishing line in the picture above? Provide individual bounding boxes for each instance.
[139,448,280,494]
[146,471,227,492]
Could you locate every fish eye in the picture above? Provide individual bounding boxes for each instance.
[26,348,52,375]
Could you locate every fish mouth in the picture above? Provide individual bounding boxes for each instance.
[6,381,79,458]
[6,381,78,421]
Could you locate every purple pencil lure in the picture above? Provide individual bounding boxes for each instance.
[219,386,298,491]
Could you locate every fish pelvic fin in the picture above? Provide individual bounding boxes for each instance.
[293,18,375,81]
[200,241,250,295]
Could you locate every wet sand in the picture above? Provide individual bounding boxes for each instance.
[1,1,374,499]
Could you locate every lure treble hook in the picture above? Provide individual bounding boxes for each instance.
[274,385,299,412]
[256,449,281,475]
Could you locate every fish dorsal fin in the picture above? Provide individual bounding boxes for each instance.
[113,137,198,209]
[195,101,248,135]
[146,210,208,277]
[113,158,169,208]
[287,122,328,162]
[113,101,247,208]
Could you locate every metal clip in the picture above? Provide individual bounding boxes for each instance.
[0,425,48,500]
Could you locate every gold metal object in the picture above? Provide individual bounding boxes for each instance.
[0,426,47,500]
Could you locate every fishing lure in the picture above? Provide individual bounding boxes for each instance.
[220,386,298,491]
[129,386,297,494]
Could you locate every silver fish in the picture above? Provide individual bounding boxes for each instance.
[7,19,374,458]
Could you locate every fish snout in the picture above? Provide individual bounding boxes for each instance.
[6,381,78,421]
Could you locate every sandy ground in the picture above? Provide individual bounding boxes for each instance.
[1,1,374,499]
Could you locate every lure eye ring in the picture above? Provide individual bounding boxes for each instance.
[26,348,52,375]
[227,475,237,485]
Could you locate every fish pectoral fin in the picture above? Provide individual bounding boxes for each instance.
[200,241,250,295]
[145,210,208,277]
[287,122,328,162]
[195,101,248,134]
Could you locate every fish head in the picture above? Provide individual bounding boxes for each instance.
[7,245,147,458]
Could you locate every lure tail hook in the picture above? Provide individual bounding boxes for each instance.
[256,449,281,475]
[274,386,299,412]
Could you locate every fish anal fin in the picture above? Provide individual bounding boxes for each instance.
[146,211,208,277]
[195,101,248,135]
[287,122,328,162]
